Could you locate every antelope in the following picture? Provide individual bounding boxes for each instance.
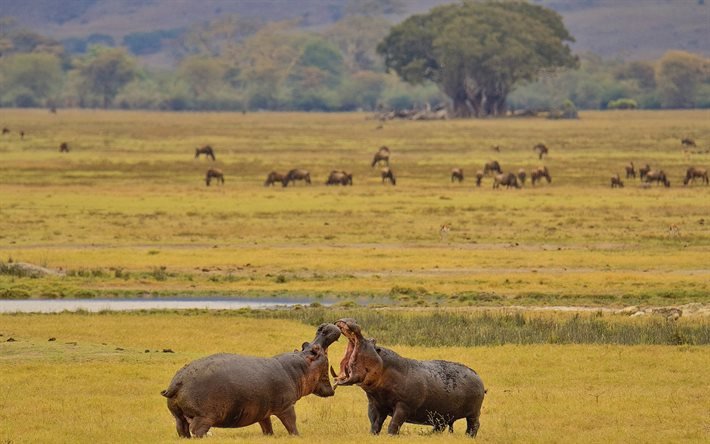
[195,145,216,161]
[625,162,636,179]
[371,146,390,167]
[533,143,548,159]
[205,168,224,186]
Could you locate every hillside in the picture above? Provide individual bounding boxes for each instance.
[1,0,708,62]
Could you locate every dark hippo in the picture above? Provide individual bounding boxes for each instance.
[331,318,485,437]
[162,323,341,438]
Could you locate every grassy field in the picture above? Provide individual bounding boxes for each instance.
[1,312,708,443]
[1,109,708,306]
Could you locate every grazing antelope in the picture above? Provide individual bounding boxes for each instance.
[439,223,451,241]
[683,167,709,185]
[533,143,548,160]
[644,170,669,187]
[625,162,636,179]
[483,160,501,175]
[475,170,484,187]
[610,174,624,188]
[493,172,520,189]
[195,145,216,161]
[205,168,224,186]
[283,169,311,187]
[639,164,651,180]
[668,224,680,237]
[59,142,69,153]
[531,166,551,185]
[451,168,464,183]
[264,171,286,187]
[371,146,390,167]
[681,138,696,147]
[381,167,396,185]
[517,168,527,186]
[326,170,353,186]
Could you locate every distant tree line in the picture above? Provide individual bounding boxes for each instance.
[0,4,708,114]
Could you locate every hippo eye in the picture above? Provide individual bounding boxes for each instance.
[375,347,382,353]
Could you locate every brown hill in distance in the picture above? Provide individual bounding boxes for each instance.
[2,0,708,61]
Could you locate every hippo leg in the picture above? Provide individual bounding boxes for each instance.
[367,400,386,435]
[189,416,213,438]
[386,403,410,435]
[173,414,190,438]
[466,415,480,437]
[258,418,274,435]
[275,405,299,435]
[166,401,190,438]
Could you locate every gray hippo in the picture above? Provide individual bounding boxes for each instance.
[162,323,341,438]
[331,318,485,437]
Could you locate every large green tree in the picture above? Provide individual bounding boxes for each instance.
[655,50,709,109]
[377,1,578,117]
[78,46,137,108]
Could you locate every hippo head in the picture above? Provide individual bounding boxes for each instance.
[300,323,341,398]
[331,318,383,388]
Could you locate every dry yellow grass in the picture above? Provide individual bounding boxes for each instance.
[0,313,707,443]
[0,109,708,305]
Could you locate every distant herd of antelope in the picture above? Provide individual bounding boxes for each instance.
[1,126,706,189]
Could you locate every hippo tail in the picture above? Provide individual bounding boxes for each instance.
[161,381,182,398]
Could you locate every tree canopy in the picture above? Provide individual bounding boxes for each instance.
[377,1,578,117]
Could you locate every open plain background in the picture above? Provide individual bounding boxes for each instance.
[0,109,709,442]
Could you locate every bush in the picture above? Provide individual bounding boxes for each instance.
[608,98,638,110]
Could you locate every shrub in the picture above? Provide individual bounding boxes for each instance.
[608,98,638,109]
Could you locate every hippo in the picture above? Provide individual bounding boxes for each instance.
[331,318,485,437]
[162,323,341,438]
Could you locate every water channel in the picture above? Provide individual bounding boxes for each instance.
[0,297,327,313]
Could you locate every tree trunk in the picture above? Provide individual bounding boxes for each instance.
[452,92,472,118]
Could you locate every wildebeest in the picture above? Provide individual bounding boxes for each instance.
[517,168,527,185]
[264,171,286,187]
[162,324,341,438]
[195,145,216,161]
[451,168,464,183]
[381,167,396,185]
[531,166,551,185]
[2,127,9,135]
[625,162,636,179]
[205,168,224,186]
[483,160,501,175]
[683,167,709,185]
[681,138,696,147]
[19,130,24,140]
[493,172,520,189]
[371,146,390,167]
[475,170,484,187]
[533,143,548,160]
[326,170,353,186]
[611,174,624,188]
[59,142,69,153]
[639,164,651,180]
[644,170,670,187]
[283,169,311,187]
[331,318,485,436]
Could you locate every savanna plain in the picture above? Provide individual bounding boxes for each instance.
[0,109,709,442]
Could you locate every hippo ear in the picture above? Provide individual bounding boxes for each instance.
[301,342,309,351]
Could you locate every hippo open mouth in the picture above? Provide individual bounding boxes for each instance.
[331,318,372,387]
